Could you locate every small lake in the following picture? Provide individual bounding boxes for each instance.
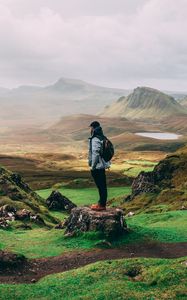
[135,132,182,140]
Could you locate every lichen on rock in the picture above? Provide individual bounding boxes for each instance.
[62,206,127,237]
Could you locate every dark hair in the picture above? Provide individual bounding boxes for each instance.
[89,121,100,128]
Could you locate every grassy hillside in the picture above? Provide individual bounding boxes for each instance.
[0,152,187,300]
[126,210,187,243]
[0,179,186,260]
[0,142,186,300]
[0,165,56,225]
[0,257,187,300]
[0,209,186,258]
[162,115,187,134]
[102,86,187,120]
[116,145,187,213]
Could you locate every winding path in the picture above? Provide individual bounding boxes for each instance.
[1,242,187,284]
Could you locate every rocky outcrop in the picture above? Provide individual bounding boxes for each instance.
[10,173,32,193]
[0,166,42,205]
[46,191,76,212]
[132,171,159,197]
[117,146,187,213]
[15,209,31,221]
[131,155,187,199]
[0,165,57,227]
[63,206,127,237]
[0,218,10,229]
[0,206,46,228]
[0,205,15,228]
[0,205,16,217]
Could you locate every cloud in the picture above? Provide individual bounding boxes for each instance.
[0,0,187,91]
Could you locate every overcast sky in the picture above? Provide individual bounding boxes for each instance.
[0,0,187,91]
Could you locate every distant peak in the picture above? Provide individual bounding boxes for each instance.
[133,86,161,93]
[54,77,86,86]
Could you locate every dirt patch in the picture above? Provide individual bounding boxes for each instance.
[0,251,26,269]
[0,242,187,284]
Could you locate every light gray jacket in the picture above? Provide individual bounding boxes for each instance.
[88,136,111,170]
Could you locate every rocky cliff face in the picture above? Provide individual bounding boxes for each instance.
[124,148,187,212]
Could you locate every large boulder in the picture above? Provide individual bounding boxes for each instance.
[46,190,76,212]
[63,206,127,237]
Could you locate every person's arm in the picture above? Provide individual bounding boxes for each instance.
[91,137,102,170]
[88,139,92,167]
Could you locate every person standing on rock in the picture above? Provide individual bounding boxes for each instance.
[88,121,111,211]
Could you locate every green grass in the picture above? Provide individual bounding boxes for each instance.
[0,186,132,258]
[0,210,186,258]
[121,160,156,177]
[125,160,157,166]
[0,257,186,300]
[126,210,187,243]
[123,166,154,177]
[49,211,68,221]
[37,187,131,206]
[0,227,109,258]
[112,159,157,178]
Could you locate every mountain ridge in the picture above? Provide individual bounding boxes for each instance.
[102,86,187,121]
[0,78,130,128]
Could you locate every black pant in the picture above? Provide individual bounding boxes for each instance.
[91,169,107,206]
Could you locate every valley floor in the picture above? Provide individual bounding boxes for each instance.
[0,152,187,299]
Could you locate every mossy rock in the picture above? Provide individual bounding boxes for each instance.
[124,149,187,212]
[0,166,58,227]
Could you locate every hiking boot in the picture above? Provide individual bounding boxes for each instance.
[90,204,106,211]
